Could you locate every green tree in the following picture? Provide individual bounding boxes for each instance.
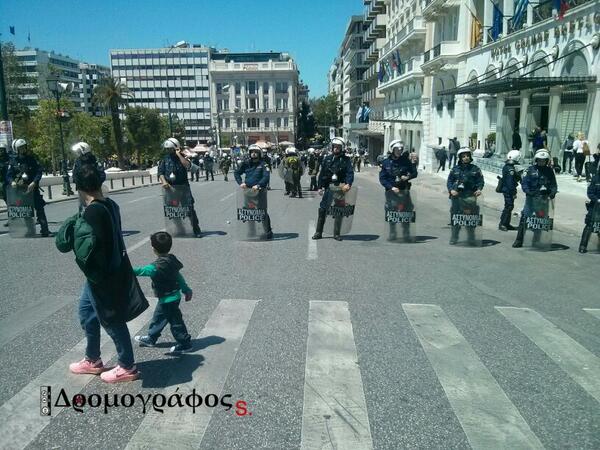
[30,98,75,172]
[311,93,340,132]
[125,106,168,164]
[93,77,131,168]
[1,42,33,138]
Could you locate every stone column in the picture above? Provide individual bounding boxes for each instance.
[268,82,275,112]
[495,94,506,156]
[518,94,531,160]
[477,95,490,151]
[546,87,562,158]
[585,84,600,150]
[258,82,264,111]
[240,83,246,111]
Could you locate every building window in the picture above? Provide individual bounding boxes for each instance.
[263,82,269,93]
[235,83,241,95]
[277,98,288,111]
[216,83,222,94]
[264,118,270,128]
[264,97,269,110]
[284,117,289,127]
[276,117,282,127]
[237,118,243,129]
[275,82,288,94]
[246,81,257,95]
[247,118,258,128]
[235,98,241,109]
[247,98,257,111]
[225,118,230,128]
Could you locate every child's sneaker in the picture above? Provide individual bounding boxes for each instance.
[134,335,156,347]
[100,365,140,383]
[69,358,105,375]
[168,343,193,354]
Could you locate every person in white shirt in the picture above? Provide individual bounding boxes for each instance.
[572,132,589,182]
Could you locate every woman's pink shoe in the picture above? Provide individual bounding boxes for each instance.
[69,358,105,375]
[100,365,140,383]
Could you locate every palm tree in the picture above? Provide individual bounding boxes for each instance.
[93,77,131,168]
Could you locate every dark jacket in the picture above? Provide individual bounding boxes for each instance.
[7,154,43,185]
[317,154,354,189]
[379,155,417,190]
[522,165,557,198]
[158,154,189,185]
[234,158,270,188]
[501,163,520,194]
[587,174,600,203]
[447,163,484,194]
[73,154,106,189]
[150,255,184,298]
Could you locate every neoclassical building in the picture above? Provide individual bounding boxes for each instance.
[419,0,599,170]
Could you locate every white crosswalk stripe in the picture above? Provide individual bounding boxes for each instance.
[497,306,600,403]
[301,301,374,450]
[0,298,157,450]
[403,303,544,449]
[2,299,599,449]
[127,299,258,450]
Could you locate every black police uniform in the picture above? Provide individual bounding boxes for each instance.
[313,152,354,240]
[158,154,202,236]
[204,155,215,181]
[579,173,600,252]
[7,153,49,236]
[513,164,557,247]
[234,156,273,238]
[499,162,520,230]
[379,153,418,240]
[307,154,320,191]
[446,161,484,244]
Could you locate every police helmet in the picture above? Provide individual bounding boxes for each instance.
[330,137,345,149]
[163,137,181,150]
[71,141,91,157]
[534,149,550,160]
[308,148,315,154]
[12,138,27,152]
[286,146,297,155]
[248,144,263,157]
[389,139,405,152]
[456,148,472,158]
[506,150,521,163]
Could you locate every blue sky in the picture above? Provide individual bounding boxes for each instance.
[1,0,363,97]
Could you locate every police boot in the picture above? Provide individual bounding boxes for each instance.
[578,225,592,253]
[261,214,273,240]
[512,219,526,248]
[333,216,343,241]
[298,189,303,198]
[388,223,397,241]
[402,223,411,241]
[499,210,509,231]
[312,208,326,240]
[449,226,459,245]
[38,210,50,237]
[191,210,202,238]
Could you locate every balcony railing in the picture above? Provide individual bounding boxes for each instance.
[533,0,554,24]
[433,44,441,58]
[424,49,431,63]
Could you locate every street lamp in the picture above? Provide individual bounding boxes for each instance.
[165,41,188,137]
[46,75,73,175]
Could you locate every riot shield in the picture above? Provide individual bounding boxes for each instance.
[278,159,305,182]
[449,192,483,246]
[236,188,270,241]
[6,186,36,238]
[591,202,600,253]
[324,185,358,236]
[384,189,416,242]
[522,195,554,250]
[163,185,195,237]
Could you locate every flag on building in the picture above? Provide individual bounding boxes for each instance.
[390,52,398,71]
[512,0,529,31]
[470,14,483,49]
[378,62,385,82]
[491,3,503,41]
[396,50,402,74]
[553,0,570,19]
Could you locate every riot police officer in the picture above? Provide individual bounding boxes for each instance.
[307,148,320,191]
[447,148,484,245]
[71,141,106,191]
[158,138,202,237]
[0,144,9,204]
[219,154,232,181]
[512,149,557,248]
[379,139,418,240]
[283,147,303,198]
[312,137,354,241]
[204,151,215,181]
[6,138,50,236]
[498,150,521,231]
[579,172,600,253]
[234,144,273,240]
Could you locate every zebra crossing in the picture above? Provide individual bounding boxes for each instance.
[0,299,598,449]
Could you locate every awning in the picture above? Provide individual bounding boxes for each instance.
[438,76,596,96]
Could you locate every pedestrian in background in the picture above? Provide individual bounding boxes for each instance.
[448,138,458,168]
[562,134,575,174]
[573,132,589,182]
[436,147,447,173]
